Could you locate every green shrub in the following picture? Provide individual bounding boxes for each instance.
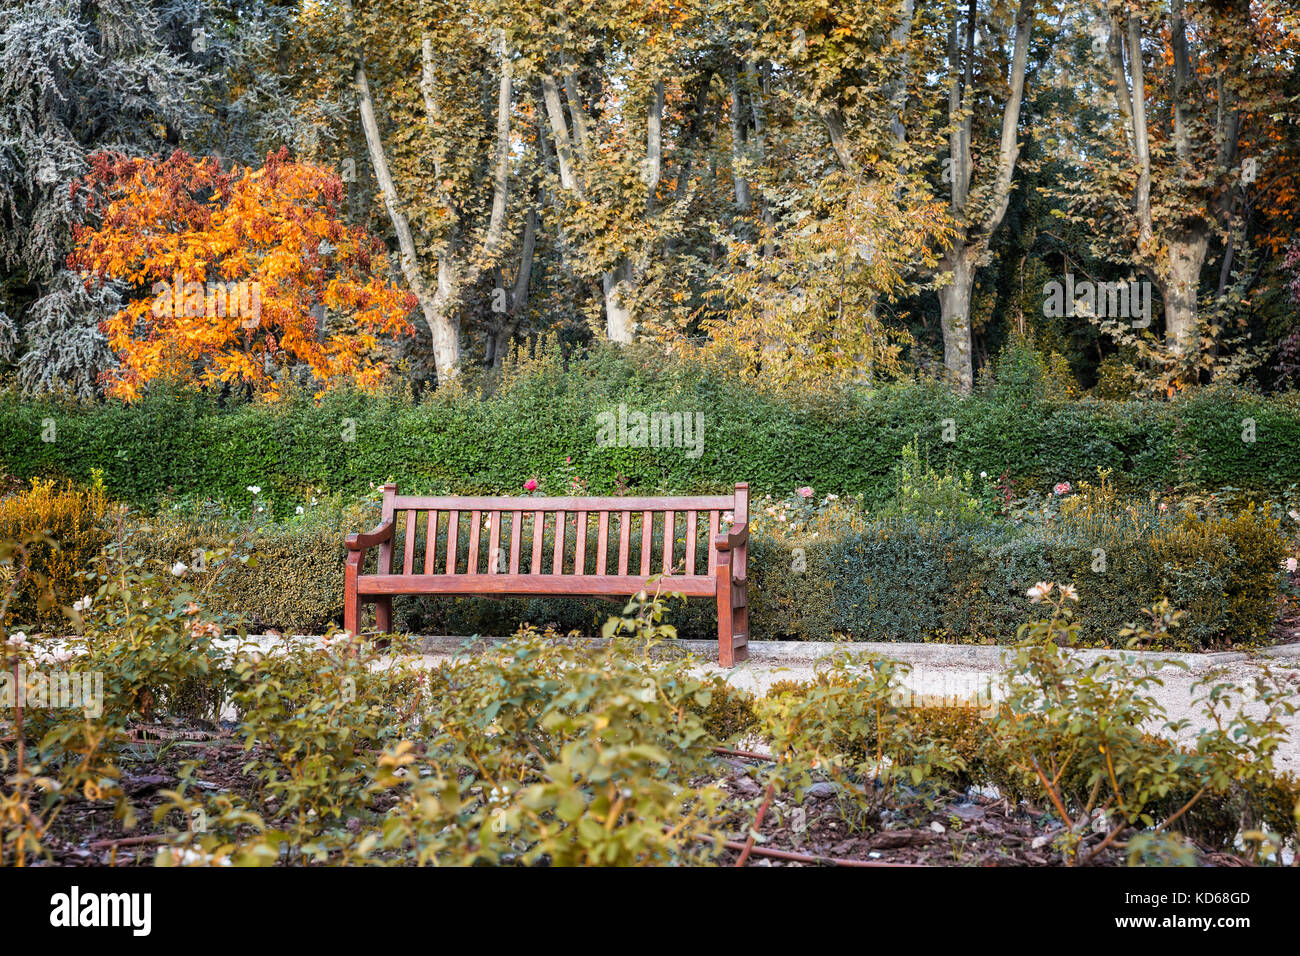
[688,680,760,742]
[1150,506,1285,645]
[748,494,1283,648]
[4,568,732,866]
[124,482,1284,648]
[982,591,1299,864]
[4,347,1300,520]
[137,498,375,634]
[0,474,116,626]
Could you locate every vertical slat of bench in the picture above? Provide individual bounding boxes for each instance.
[552,511,566,574]
[403,509,417,575]
[445,511,459,574]
[373,483,398,635]
[424,510,438,574]
[618,510,630,574]
[509,510,522,574]
[378,484,396,575]
[468,510,482,574]
[488,510,502,573]
[574,510,587,575]
[640,510,652,575]
[686,510,698,575]
[708,510,719,572]
[662,510,675,574]
[531,511,544,573]
[596,511,609,575]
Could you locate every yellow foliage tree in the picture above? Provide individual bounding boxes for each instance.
[701,170,951,389]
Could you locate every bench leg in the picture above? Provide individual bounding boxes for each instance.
[731,600,750,664]
[344,587,359,638]
[715,554,737,667]
[344,558,360,638]
[375,596,393,635]
[716,595,734,667]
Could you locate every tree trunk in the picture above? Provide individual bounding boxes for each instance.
[931,0,1033,396]
[355,59,461,379]
[938,248,975,393]
[486,202,540,366]
[1164,231,1208,355]
[730,66,751,212]
[603,261,635,343]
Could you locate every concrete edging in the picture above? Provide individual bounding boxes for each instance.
[411,634,1300,673]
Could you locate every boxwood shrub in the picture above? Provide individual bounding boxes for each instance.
[749,505,1285,648]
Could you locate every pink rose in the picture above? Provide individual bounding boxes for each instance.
[1053,482,1071,496]
[524,478,539,492]
[796,486,813,499]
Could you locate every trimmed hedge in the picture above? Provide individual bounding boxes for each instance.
[2,346,1300,517]
[750,504,1285,648]
[124,493,1284,648]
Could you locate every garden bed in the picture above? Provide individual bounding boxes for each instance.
[21,715,1287,868]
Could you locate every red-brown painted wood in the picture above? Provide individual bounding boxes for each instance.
[596,512,609,575]
[531,511,544,573]
[402,510,417,576]
[468,510,482,574]
[662,510,675,574]
[424,510,438,574]
[488,510,502,574]
[574,511,587,575]
[356,573,716,597]
[445,511,459,574]
[391,494,733,512]
[640,510,652,575]
[344,485,751,665]
[686,510,698,575]
[617,510,630,575]
[552,511,566,574]
[509,510,522,574]
[707,510,719,572]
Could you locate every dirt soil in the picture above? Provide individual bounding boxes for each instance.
[25,724,1272,868]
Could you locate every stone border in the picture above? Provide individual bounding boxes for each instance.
[412,635,1300,672]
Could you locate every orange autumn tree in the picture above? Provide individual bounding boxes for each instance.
[69,148,415,400]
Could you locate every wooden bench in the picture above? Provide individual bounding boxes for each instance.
[344,482,751,665]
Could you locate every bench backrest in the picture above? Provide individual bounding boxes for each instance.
[373,483,749,579]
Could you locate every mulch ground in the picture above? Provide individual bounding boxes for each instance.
[21,727,1260,867]
[706,754,1255,868]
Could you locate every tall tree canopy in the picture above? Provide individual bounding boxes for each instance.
[1,0,1297,398]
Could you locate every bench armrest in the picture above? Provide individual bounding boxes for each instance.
[712,522,749,552]
[346,518,395,551]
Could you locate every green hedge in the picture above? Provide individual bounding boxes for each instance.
[750,505,1285,648]
[3,346,1300,517]
[129,495,1284,649]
